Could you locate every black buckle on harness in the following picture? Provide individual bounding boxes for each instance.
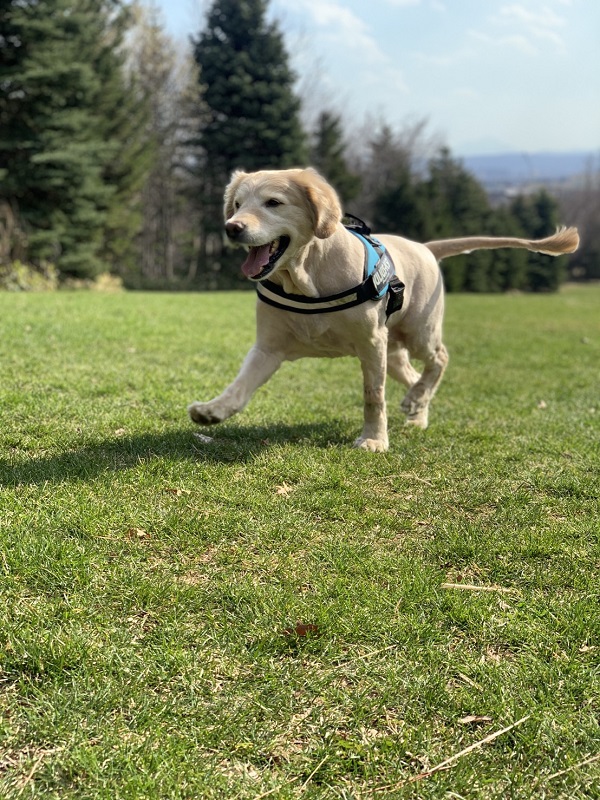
[386,277,405,317]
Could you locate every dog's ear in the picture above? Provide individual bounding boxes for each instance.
[298,168,342,239]
[224,170,247,220]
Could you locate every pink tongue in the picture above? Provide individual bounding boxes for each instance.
[241,244,271,278]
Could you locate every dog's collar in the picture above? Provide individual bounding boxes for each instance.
[256,218,405,317]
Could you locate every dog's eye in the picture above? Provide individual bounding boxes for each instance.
[234,201,241,211]
[265,198,282,208]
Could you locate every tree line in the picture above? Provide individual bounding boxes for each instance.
[1,0,597,291]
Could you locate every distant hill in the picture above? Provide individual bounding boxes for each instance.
[460,151,598,190]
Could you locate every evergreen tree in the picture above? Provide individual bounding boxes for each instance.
[422,148,490,238]
[192,0,307,283]
[509,190,566,291]
[353,124,415,223]
[420,149,493,292]
[0,0,148,278]
[311,111,360,206]
[372,169,422,240]
[485,206,528,292]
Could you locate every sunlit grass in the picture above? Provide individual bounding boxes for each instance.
[1,285,598,798]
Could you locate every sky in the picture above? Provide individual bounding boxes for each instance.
[148,0,600,156]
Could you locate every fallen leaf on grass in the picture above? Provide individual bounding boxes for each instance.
[537,400,547,409]
[193,433,214,444]
[275,482,293,497]
[164,488,191,496]
[458,715,493,726]
[126,527,150,540]
[283,623,320,637]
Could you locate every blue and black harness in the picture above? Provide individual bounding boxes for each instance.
[256,215,405,318]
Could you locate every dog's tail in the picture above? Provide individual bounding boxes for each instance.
[425,226,579,261]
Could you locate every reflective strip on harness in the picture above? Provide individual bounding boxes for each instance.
[256,281,363,313]
[256,229,402,316]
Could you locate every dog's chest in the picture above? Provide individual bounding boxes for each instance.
[284,316,360,358]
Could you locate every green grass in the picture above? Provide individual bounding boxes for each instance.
[0,285,599,799]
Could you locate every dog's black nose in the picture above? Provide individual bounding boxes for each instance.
[225,220,246,240]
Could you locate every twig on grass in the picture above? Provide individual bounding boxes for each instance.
[370,715,531,793]
[15,753,46,798]
[252,756,329,800]
[299,755,329,791]
[12,746,64,797]
[254,777,299,800]
[545,752,600,782]
[456,671,483,691]
[441,582,518,594]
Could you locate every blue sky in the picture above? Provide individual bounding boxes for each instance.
[149,0,600,155]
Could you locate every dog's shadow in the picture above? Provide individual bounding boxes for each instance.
[1,422,352,486]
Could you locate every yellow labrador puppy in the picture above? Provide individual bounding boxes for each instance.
[189,168,578,451]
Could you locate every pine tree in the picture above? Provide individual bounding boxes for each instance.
[354,124,413,223]
[352,119,434,226]
[420,148,493,292]
[485,207,528,291]
[192,0,307,283]
[0,0,149,279]
[509,190,567,291]
[311,112,360,206]
[372,170,422,240]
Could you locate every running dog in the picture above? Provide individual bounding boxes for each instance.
[189,168,578,451]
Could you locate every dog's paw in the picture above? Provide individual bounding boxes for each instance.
[188,402,225,425]
[401,398,429,429]
[353,436,389,453]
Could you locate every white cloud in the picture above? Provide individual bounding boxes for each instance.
[293,0,378,54]
[291,0,409,93]
[496,3,566,29]
[493,3,568,53]
[467,28,538,56]
[466,3,568,57]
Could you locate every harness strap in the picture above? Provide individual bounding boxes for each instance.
[256,220,405,318]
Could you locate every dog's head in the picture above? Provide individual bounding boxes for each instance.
[223,168,343,282]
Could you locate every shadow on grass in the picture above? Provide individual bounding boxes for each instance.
[1,421,352,486]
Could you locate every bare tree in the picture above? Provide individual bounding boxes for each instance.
[126,3,204,285]
[347,117,441,222]
[557,154,600,280]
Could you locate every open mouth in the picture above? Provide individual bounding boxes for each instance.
[241,236,290,281]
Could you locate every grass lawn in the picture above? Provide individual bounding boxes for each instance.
[0,284,599,799]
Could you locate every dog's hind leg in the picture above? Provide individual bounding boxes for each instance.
[400,342,448,429]
[387,342,421,388]
[189,346,283,425]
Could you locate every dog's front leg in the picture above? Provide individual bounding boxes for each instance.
[354,338,389,452]
[188,346,283,425]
